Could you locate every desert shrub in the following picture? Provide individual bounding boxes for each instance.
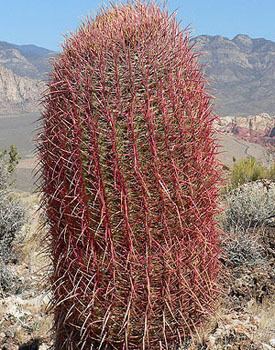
[222,180,275,232]
[221,231,265,267]
[230,157,267,189]
[0,146,25,262]
[267,162,275,180]
[220,180,274,268]
[0,145,20,190]
[0,258,22,294]
[0,158,9,191]
[0,192,25,262]
[0,145,20,173]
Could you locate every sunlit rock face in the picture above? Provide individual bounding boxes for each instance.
[0,65,44,114]
[0,41,55,115]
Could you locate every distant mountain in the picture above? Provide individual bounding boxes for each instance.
[191,34,275,116]
[1,34,275,116]
[215,113,275,148]
[0,41,55,79]
[0,41,55,115]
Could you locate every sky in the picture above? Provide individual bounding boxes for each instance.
[0,0,274,51]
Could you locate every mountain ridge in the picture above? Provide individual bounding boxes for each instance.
[1,34,275,116]
[191,34,275,116]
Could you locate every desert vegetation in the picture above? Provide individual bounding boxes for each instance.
[0,146,25,293]
[229,157,275,189]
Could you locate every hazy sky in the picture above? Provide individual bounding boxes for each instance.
[0,0,274,51]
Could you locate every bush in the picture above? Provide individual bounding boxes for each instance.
[220,180,274,268]
[0,191,25,262]
[221,231,265,267]
[222,180,275,232]
[0,146,25,263]
[0,145,20,173]
[228,157,275,190]
[0,145,20,190]
[230,157,267,189]
[267,162,275,180]
[0,258,22,294]
[0,159,9,191]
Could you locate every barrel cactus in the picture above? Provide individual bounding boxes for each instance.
[39,2,221,349]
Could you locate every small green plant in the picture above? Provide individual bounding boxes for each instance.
[267,162,275,180]
[0,145,21,175]
[0,145,21,190]
[230,157,267,189]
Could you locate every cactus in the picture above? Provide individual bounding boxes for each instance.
[39,2,221,349]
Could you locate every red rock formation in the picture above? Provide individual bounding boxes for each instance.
[215,113,275,147]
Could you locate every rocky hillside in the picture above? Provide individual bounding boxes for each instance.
[192,34,275,116]
[0,41,55,115]
[0,65,43,115]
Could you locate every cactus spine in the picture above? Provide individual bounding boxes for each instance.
[40,2,220,349]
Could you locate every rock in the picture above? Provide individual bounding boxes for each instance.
[269,338,275,347]
[0,65,44,115]
[263,344,273,350]
[207,335,216,347]
[4,330,14,338]
[39,345,49,350]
